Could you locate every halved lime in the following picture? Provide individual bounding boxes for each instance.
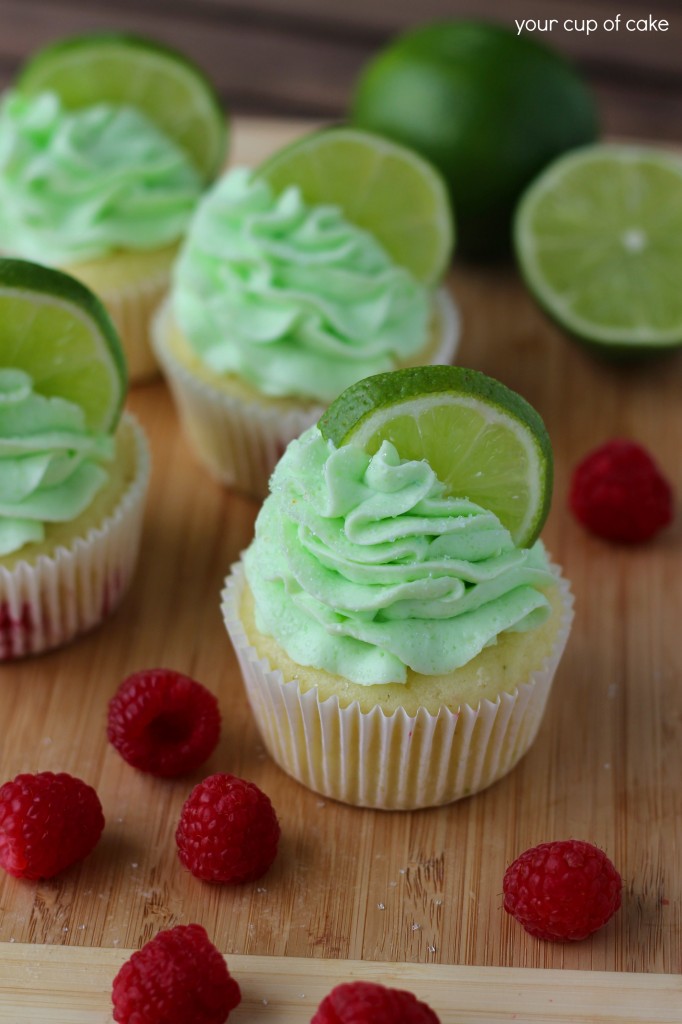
[515,144,682,353]
[18,32,227,181]
[318,365,552,547]
[0,259,126,432]
[257,127,453,285]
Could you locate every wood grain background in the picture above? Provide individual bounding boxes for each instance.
[0,0,681,141]
[0,120,680,978]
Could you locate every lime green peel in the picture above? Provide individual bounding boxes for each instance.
[257,127,454,285]
[0,258,127,432]
[18,32,227,181]
[318,365,553,548]
[515,144,682,353]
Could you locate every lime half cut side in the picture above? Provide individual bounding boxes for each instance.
[0,259,126,432]
[18,32,227,181]
[257,127,453,285]
[515,144,682,352]
[318,365,553,548]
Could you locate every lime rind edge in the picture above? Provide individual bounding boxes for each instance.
[18,32,228,181]
[318,366,553,547]
[256,126,454,285]
[0,259,127,432]
[514,145,682,347]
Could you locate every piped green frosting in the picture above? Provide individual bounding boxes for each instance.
[0,90,203,264]
[0,368,113,556]
[172,168,430,402]
[243,426,555,685]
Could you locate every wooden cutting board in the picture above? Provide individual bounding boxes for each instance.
[0,119,680,1017]
[0,945,680,1023]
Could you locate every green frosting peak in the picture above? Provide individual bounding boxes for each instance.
[243,427,555,685]
[0,90,203,263]
[0,368,114,556]
[173,168,430,402]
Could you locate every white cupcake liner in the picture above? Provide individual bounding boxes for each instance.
[221,562,574,810]
[78,270,171,385]
[0,413,150,661]
[152,287,460,499]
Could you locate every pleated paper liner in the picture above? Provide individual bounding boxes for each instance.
[0,413,150,661]
[222,562,573,810]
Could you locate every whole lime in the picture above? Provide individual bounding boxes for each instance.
[350,20,599,260]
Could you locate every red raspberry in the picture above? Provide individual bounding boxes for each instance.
[112,923,240,1024]
[311,981,440,1024]
[176,773,279,884]
[503,839,622,941]
[107,669,221,777]
[0,771,104,879]
[570,439,673,543]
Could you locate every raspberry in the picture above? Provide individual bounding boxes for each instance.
[107,669,221,777]
[112,923,240,1024]
[311,981,440,1024]
[0,771,104,879]
[176,773,280,884]
[570,439,673,543]
[503,839,622,941]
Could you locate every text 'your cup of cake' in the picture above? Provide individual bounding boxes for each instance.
[0,32,227,382]
[154,128,460,498]
[222,365,573,810]
[0,258,150,660]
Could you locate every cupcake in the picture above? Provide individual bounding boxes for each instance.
[222,366,573,810]
[153,128,459,497]
[0,258,150,660]
[0,32,227,382]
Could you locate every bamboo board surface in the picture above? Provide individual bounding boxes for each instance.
[0,946,680,1023]
[0,119,681,1012]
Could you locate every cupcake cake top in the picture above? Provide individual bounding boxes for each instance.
[243,365,555,685]
[0,33,226,264]
[171,128,454,403]
[0,258,126,556]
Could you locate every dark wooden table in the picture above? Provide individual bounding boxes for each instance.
[0,0,680,141]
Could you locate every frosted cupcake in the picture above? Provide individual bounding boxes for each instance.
[0,259,150,660]
[222,366,573,809]
[0,33,227,382]
[153,128,459,497]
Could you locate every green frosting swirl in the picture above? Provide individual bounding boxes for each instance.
[0,369,114,557]
[243,427,555,686]
[173,168,430,402]
[0,90,203,264]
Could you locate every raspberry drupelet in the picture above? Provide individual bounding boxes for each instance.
[0,771,104,879]
[176,773,280,883]
[112,924,241,1024]
[503,839,622,941]
[107,668,221,777]
[570,439,673,543]
[311,980,441,1023]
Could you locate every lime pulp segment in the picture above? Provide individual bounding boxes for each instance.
[0,259,126,433]
[258,127,453,285]
[318,366,553,548]
[18,33,227,181]
[515,144,682,349]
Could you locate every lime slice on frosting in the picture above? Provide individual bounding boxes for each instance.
[18,32,227,181]
[0,258,126,432]
[318,365,553,548]
[515,144,682,353]
[258,127,453,285]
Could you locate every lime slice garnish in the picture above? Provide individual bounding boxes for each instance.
[318,365,553,547]
[257,127,453,285]
[18,32,227,181]
[0,258,126,432]
[515,144,682,352]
